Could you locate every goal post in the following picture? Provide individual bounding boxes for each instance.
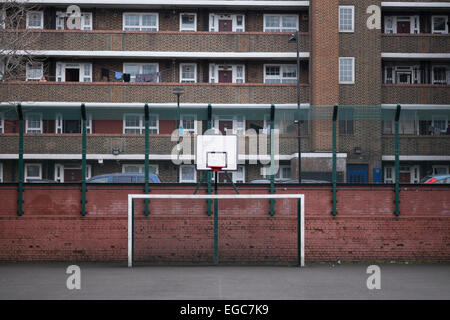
[127,194,305,267]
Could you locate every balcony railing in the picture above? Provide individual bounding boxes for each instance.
[382,136,450,156]
[0,82,310,104]
[382,84,450,104]
[381,34,450,53]
[0,134,312,155]
[6,30,310,53]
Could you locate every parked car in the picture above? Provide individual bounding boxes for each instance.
[86,173,161,183]
[420,174,450,184]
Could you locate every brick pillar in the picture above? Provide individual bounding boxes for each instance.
[310,0,339,151]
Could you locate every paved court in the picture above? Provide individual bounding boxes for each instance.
[0,262,448,300]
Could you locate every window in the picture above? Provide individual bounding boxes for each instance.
[339,108,354,135]
[56,62,92,82]
[339,6,354,32]
[432,115,448,133]
[123,164,158,174]
[56,11,93,30]
[180,165,196,183]
[0,10,5,29]
[26,63,43,81]
[383,110,416,135]
[209,64,245,83]
[264,165,291,181]
[123,13,158,31]
[123,114,158,134]
[432,16,448,34]
[180,114,197,134]
[264,14,298,32]
[219,165,245,183]
[25,113,42,134]
[432,165,449,175]
[214,115,245,135]
[209,13,245,32]
[123,63,159,82]
[384,166,394,184]
[180,63,197,83]
[55,114,92,134]
[180,13,196,31]
[384,15,419,34]
[26,11,43,29]
[25,163,42,181]
[339,57,355,84]
[384,65,421,85]
[264,64,297,84]
[432,66,448,85]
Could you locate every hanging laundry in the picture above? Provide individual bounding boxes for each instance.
[101,68,110,81]
[114,71,123,80]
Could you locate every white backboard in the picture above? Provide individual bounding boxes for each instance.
[196,135,238,171]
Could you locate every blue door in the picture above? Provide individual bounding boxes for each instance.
[347,164,369,183]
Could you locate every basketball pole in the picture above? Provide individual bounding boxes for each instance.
[214,170,219,265]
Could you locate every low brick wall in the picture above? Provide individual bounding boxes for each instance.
[0,184,448,263]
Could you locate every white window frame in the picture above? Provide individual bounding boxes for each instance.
[432,115,448,133]
[432,15,448,34]
[25,163,42,181]
[209,13,245,32]
[54,164,91,183]
[263,14,298,32]
[180,114,198,134]
[55,113,92,134]
[180,13,197,31]
[123,63,159,83]
[179,63,197,83]
[123,114,159,134]
[384,166,394,184]
[209,64,245,83]
[0,112,4,134]
[26,62,43,81]
[122,164,159,175]
[339,57,355,84]
[432,65,448,85]
[179,165,197,183]
[123,12,159,31]
[213,115,245,135]
[339,6,354,33]
[25,113,43,134]
[264,165,291,181]
[26,11,43,29]
[385,15,420,34]
[56,62,92,82]
[432,165,449,175]
[264,64,297,84]
[0,163,3,183]
[56,11,93,30]
[218,165,245,183]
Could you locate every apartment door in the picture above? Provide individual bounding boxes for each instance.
[65,68,79,82]
[397,20,410,33]
[347,164,368,183]
[219,120,233,134]
[64,168,82,182]
[397,72,412,84]
[219,19,232,31]
[64,120,81,133]
[218,70,232,83]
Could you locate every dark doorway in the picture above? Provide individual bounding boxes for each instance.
[65,68,79,82]
[218,70,232,83]
[397,21,410,33]
[218,120,233,134]
[219,19,232,32]
[64,169,82,182]
[64,120,81,133]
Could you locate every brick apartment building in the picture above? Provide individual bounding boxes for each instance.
[0,0,449,184]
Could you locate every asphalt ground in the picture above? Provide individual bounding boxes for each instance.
[0,262,448,300]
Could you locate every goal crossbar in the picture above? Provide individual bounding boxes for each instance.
[128,194,305,267]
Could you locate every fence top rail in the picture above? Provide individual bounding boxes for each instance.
[128,194,305,200]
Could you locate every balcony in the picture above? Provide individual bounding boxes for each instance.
[13,30,310,53]
[0,82,310,105]
[0,134,310,156]
[381,84,450,104]
[382,136,450,156]
[382,34,450,53]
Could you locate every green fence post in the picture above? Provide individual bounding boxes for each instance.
[144,103,150,216]
[81,103,87,216]
[269,104,276,216]
[17,104,24,216]
[206,104,213,216]
[331,104,338,216]
[394,104,401,216]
